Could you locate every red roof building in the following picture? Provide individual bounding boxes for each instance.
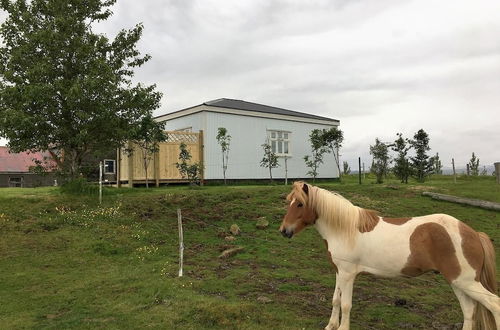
[0,147,56,187]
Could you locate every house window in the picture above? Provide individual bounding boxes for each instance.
[104,160,116,174]
[9,177,23,187]
[268,130,291,156]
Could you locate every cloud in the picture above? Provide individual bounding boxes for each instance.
[2,0,499,166]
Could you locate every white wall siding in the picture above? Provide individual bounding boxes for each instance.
[163,112,204,132]
[162,111,339,180]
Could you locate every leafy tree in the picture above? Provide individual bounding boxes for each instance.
[369,138,390,184]
[391,133,411,183]
[260,141,279,182]
[321,127,344,179]
[468,152,480,176]
[433,152,443,175]
[304,129,328,183]
[481,166,488,176]
[175,142,201,185]
[128,114,167,188]
[0,0,161,178]
[216,127,231,185]
[342,161,351,175]
[409,129,434,182]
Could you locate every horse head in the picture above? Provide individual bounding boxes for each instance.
[279,181,317,238]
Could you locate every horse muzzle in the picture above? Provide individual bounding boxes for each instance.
[280,228,294,239]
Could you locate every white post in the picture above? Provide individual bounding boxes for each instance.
[177,208,184,277]
[99,161,103,204]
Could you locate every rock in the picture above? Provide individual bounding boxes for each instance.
[225,236,236,242]
[218,246,244,259]
[230,224,241,236]
[257,296,272,304]
[431,321,449,329]
[256,217,269,229]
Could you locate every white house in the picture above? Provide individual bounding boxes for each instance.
[155,98,340,180]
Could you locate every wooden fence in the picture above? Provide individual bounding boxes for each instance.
[117,131,203,187]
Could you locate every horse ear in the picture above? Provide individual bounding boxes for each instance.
[302,183,309,195]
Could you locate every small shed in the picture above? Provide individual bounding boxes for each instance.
[154,98,340,181]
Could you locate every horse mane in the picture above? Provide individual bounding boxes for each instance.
[287,181,380,244]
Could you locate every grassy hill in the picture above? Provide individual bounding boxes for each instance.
[1,175,499,329]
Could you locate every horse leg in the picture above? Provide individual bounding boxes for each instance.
[337,271,356,330]
[451,286,475,330]
[325,275,341,330]
[454,281,500,329]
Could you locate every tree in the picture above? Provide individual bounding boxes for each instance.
[216,127,231,185]
[391,133,411,184]
[409,129,434,182]
[321,127,344,179]
[481,166,488,176]
[369,138,390,184]
[0,0,161,178]
[342,161,351,175]
[128,114,167,188]
[260,141,279,182]
[468,152,480,176]
[433,152,443,175]
[304,129,329,183]
[175,142,201,185]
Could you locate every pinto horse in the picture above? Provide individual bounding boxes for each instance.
[279,181,499,330]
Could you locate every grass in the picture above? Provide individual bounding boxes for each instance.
[0,174,499,329]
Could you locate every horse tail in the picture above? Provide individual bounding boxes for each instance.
[474,232,497,330]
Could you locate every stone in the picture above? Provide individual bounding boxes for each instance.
[218,246,244,259]
[257,296,272,304]
[230,224,241,236]
[256,217,269,229]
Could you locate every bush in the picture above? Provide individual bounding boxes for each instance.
[60,178,100,195]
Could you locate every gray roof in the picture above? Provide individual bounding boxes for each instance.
[204,98,338,122]
[157,98,338,123]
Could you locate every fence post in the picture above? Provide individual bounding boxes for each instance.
[358,157,362,184]
[177,209,184,277]
[99,161,103,204]
[452,158,456,183]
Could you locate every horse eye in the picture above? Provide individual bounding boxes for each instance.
[297,203,303,208]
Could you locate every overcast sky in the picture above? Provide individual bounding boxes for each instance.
[2,0,500,170]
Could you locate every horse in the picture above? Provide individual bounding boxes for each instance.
[279,181,499,330]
